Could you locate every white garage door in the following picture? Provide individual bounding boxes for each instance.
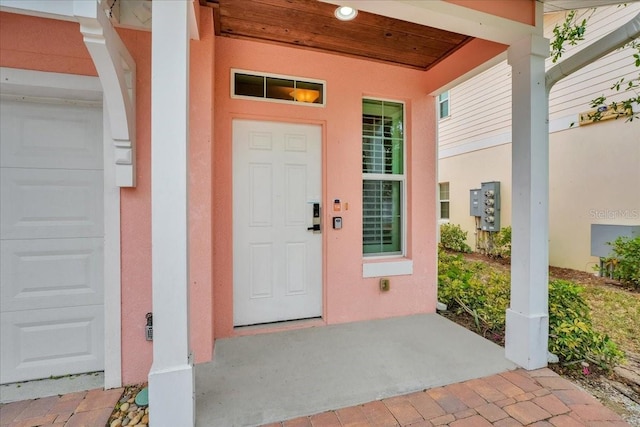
[0,97,104,384]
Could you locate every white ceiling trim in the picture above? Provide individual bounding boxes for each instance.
[319,0,541,44]
[542,0,639,13]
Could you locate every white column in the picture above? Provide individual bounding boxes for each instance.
[148,1,194,426]
[505,34,550,370]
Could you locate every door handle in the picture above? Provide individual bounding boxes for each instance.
[308,202,321,233]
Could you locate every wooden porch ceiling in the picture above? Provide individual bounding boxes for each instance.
[204,0,474,71]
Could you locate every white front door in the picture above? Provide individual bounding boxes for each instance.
[0,98,104,384]
[233,120,322,326]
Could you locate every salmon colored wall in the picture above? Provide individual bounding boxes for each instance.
[425,38,507,94]
[188,8,215,364]
[118,9,215,383]
[0,9,215,385]
[212,38,439,337]
[0,12,96,75]
[445,0,536,26]
[109,27,152,387]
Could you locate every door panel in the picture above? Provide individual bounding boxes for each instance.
[1,238,104,312]
[0,97,104,384]
[0,305,104,384]
[0,99,102,170]
[233,120,322,326]
[1,168,103,240]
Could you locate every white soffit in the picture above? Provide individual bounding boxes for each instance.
[543,0,639,13]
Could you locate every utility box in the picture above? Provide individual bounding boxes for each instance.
[591,224,640,257]
[480,181,500,232]
[469,188,482,217]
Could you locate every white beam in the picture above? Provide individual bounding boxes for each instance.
[0,0,76,21]
[76,0,137,188]
[505,34,550,370]
[546,10,640,91]
[189,0,200,40]
[319,0,538,45]
[148,1,194,426]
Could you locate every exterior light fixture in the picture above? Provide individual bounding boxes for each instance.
[335,6,357,21]
[290,89,320,103]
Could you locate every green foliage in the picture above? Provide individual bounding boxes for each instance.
[548,280,624,369]
[437,250,508,333]
[439,223,472,253]
[550,10,591,63]
[607,235,640,287]
[438,251,624,370]
[552,8,639,122]
[479,226,512,258]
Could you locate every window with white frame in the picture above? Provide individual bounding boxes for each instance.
[362,99,405,256]
[438,91,450,119]
[439,182,450,220]
[232,69,325,106]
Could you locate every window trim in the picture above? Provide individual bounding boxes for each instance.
[438,90,450,119]
[439,182,450,220]
[362,97,407,258]
[231,68,326,107]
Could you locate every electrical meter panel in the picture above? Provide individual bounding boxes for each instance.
[480,181,500,232]
[469,189,482,217]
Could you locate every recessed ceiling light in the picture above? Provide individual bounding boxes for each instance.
[335,6,358,21]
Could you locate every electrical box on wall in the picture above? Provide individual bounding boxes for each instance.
[470,189,482,217]
[480,181,500,232]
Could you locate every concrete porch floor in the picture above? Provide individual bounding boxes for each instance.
[195,313,519,426]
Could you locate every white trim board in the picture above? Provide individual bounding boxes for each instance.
[438,113,578,159]
[363,260,413,278]
[0,67,122,389]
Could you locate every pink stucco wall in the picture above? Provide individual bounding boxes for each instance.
[117,9,216,383]
[0,13,96,75]
[213,38,437,337]
[187,9,215,366]
[211,26,509,338]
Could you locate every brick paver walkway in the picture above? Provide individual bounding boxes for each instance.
[262,368,631,427]
[0,368,630,426]
[0,388,122,427]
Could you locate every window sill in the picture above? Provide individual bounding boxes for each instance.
[362,259,413,278]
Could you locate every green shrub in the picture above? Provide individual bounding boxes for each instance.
[478,226,511,258]
[608,235,640,287]
[438,251,624,370]
[490,226,511,258]
[548,280,624,369]
[438,249,508,333]
[440,223,472,253]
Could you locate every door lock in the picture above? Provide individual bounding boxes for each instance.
[307,202,321,233]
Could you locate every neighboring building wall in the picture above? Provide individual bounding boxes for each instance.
[439,5,640,271]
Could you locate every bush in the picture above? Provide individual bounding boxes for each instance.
[489,226,511,259]
[478,226,511,258]
[440,223,472,253]
[438,249,508,333]
[608,235,640,287]
[438,251,624,370]
[548,280,624,369]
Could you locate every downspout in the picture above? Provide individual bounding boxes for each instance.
[546,11,640,91]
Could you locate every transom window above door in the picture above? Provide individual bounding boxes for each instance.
[232,69,326,106]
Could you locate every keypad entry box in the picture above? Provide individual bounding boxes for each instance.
[333,217,342,229]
